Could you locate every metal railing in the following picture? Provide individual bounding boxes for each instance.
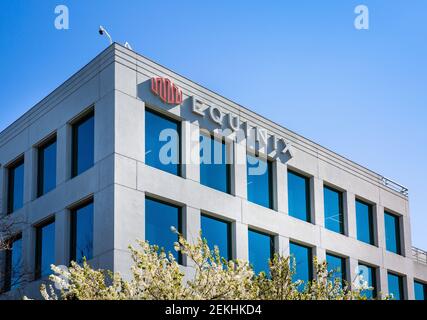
[381,176,409,197]
[412,247,427,265]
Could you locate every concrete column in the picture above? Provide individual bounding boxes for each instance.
[183,206,201,267]
[405,275,415,300]
[56,124,70,184]
[22,226,36,282]
[372,204,380,247]
[113,185,145,278]
[23,148,36,204]
[313,246,327,280]
[274,160,288,214]
[378,267,389,298]
[276,235,290,257]
[182,121,200,182]
[402,215,412,258]
[315,247,327,263]
[114,92,144,162]
[346,192,357,239]
[54,209,70,265]
[233,139,247,200]
[376,205,386,249]
[233,221,248,260]
[93,186,114,263]
[349,257,359,288]
[313,177,324,227]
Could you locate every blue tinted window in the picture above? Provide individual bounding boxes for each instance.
[388,273,404,300]
[36,220,55,279]
[71,201,94,264]
[7,158,24,214]
[384,212,401,254]
[200,135,230,194]
[145,197,181,262]
[145,109,180,176]
[72,112,94,177]
[358,264,376,299]
[414,281,426,300]
[201,214,231,261]
[324,186,344,234]
[248,229,273,275]
[356,200,375,245]
[290,242,312,290]
[247,154,273,209]
[326,253,346,287]
[4,236,23,291]
[37,138,57,197]
[288,171,311,222]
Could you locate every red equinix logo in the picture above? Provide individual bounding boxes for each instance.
[151,77,183,105]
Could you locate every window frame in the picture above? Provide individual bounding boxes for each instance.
[34,217,56,280]
[199,132,232,194]
[326,252,347,287]
[248,228,275,274]
[145,195,183,264]
[200,213,233,261]
[144,107,182,177]
[69,198,94,264]
[246,151,274,210]
[358,262,378,299]
[323,184,345,234]
[71,110,95,178]
[287,169,312,223]
[384,210,402,255]
[355,198,376,246]
[414,280,427,300]
[6,156,25,215]
[289,241,313,283]
[37,135,57,198]
[387,271,404,300]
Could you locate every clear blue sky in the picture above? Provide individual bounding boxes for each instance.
[0,1,426,248]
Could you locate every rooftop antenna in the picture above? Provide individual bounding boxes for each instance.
[124,41,133,50]
[99,25,113,45]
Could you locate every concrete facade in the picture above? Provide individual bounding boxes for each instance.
[0,43,426,299]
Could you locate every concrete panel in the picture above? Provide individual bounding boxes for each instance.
[313,177,324,227]
[54,209,70,266]
[183,206,201,267]
[56,125,70,185]
[114,185,145,251]
[286,147,318,178]
[276,235,290,257]
[94,91,115,162]
[233,139,247,199]
[233,222,248,260]
[115,92,145,162]
[115,57,137,98]
[275,161,288,214]
[182,121,200,182]
[114,154,137,190]
[346,192,357,239]
[93,185,114,257]
[99,62,115,99]
[0,130,28,166]
[137,163,241,221]
[98,153,115,191]
[380,187,408,216]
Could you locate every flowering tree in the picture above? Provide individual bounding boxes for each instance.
[1,215,31,292]
[37,231,374,300]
